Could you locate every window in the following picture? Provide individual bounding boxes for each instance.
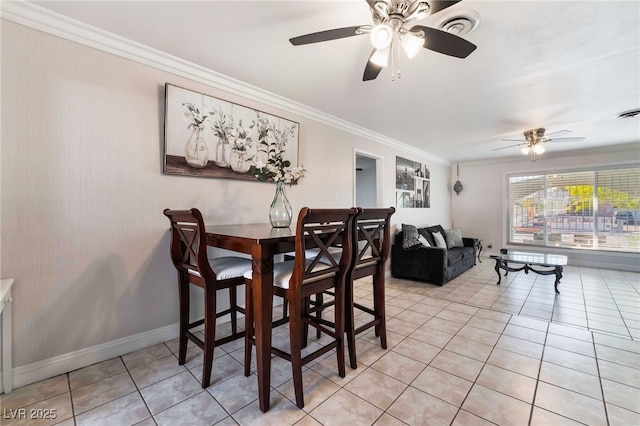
[507,166,640,253]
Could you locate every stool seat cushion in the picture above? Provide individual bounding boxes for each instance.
[243,260,332,289]
[209,256,253,280]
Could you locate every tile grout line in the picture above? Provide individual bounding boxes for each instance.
[123,352,156,426]
[65,373,77,426]
[527,320,549,426]
[591,331,612,426]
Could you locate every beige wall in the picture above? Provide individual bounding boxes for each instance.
[1,21,452,371]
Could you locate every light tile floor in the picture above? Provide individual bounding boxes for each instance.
[2,259,640,425]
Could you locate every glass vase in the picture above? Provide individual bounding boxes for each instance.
[184,127,209,168]
[269,180,292,228]
[215,137,230,168]
[230,150,251,173]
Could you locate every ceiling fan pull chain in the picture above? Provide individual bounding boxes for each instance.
[392,33,401,80]
[396,36,402,79]
[391,38,396,80]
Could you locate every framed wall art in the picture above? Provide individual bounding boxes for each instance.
[163,83,300,181]
[395,156,430,208]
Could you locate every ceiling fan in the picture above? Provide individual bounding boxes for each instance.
[493,128,586,161]
[289,0,477,81]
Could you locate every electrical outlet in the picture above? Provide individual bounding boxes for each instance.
[487,244,493,249]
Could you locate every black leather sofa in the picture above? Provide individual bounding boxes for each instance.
[391,225,477,286]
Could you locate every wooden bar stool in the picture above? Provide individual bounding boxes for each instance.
[244,207,357,408]
[304,207,395,368]
[346,207,395,369]
[164,208,251,388]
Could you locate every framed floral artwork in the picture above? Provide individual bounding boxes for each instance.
[163,83,301,182]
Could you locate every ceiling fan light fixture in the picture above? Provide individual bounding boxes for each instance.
[289,0,476,82]
[521,146,531,155]
[370,47,390,67]
[401,32,424,59]
[533,144,546,154]
[370,24,393,49]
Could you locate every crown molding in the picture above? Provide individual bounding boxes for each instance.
[1,0,450,166]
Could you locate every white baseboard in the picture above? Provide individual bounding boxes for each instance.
[9,323,181,391]
[4,303,258,393]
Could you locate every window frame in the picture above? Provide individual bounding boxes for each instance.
[505,163,640,254]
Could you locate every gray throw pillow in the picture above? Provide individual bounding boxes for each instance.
[402,224,421,250]
[432,231,448,249]
[445,228,464,248]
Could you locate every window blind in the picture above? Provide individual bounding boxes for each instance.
[507,166,640,253]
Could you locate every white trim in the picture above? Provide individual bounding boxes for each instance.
[11,323,180,390]
[1,279,15,394]
[0,0,450,166]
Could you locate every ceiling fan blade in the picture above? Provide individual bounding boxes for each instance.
[411,25,477,58]
[502,138,526,142]
[428,0,463,15]
[492,143,527,151]
[363,50,384,81]
[548,137,586,143]
[289,26,366,45]
[545,129,571,138]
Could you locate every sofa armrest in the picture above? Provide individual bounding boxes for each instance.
[462,237,477,248]
[462,237,478,264]
[391,244,448,285]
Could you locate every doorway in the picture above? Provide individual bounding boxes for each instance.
[354,151,382,208]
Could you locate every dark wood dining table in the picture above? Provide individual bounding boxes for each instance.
[205,223,296,412]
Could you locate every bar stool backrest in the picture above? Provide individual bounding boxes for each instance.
[351,207,395,279]
[164,208,213,288]
[290,207,358,291]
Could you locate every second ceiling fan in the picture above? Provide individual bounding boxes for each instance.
[289,0,477,81]
[493,128,586,161]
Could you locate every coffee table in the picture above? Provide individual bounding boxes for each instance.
[490,251,567,294]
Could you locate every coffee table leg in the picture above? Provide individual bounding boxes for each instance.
[554,266,562,294]
[494,258,502,285]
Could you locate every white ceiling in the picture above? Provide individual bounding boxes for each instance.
[30,0,640,163]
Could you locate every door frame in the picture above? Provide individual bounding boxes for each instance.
[353,149,384,207]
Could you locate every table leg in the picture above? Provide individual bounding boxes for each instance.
[554,266,563,294]
[252,251,274,413]
[494,258,502,285]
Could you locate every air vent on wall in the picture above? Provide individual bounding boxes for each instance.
[618,109,640,118]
